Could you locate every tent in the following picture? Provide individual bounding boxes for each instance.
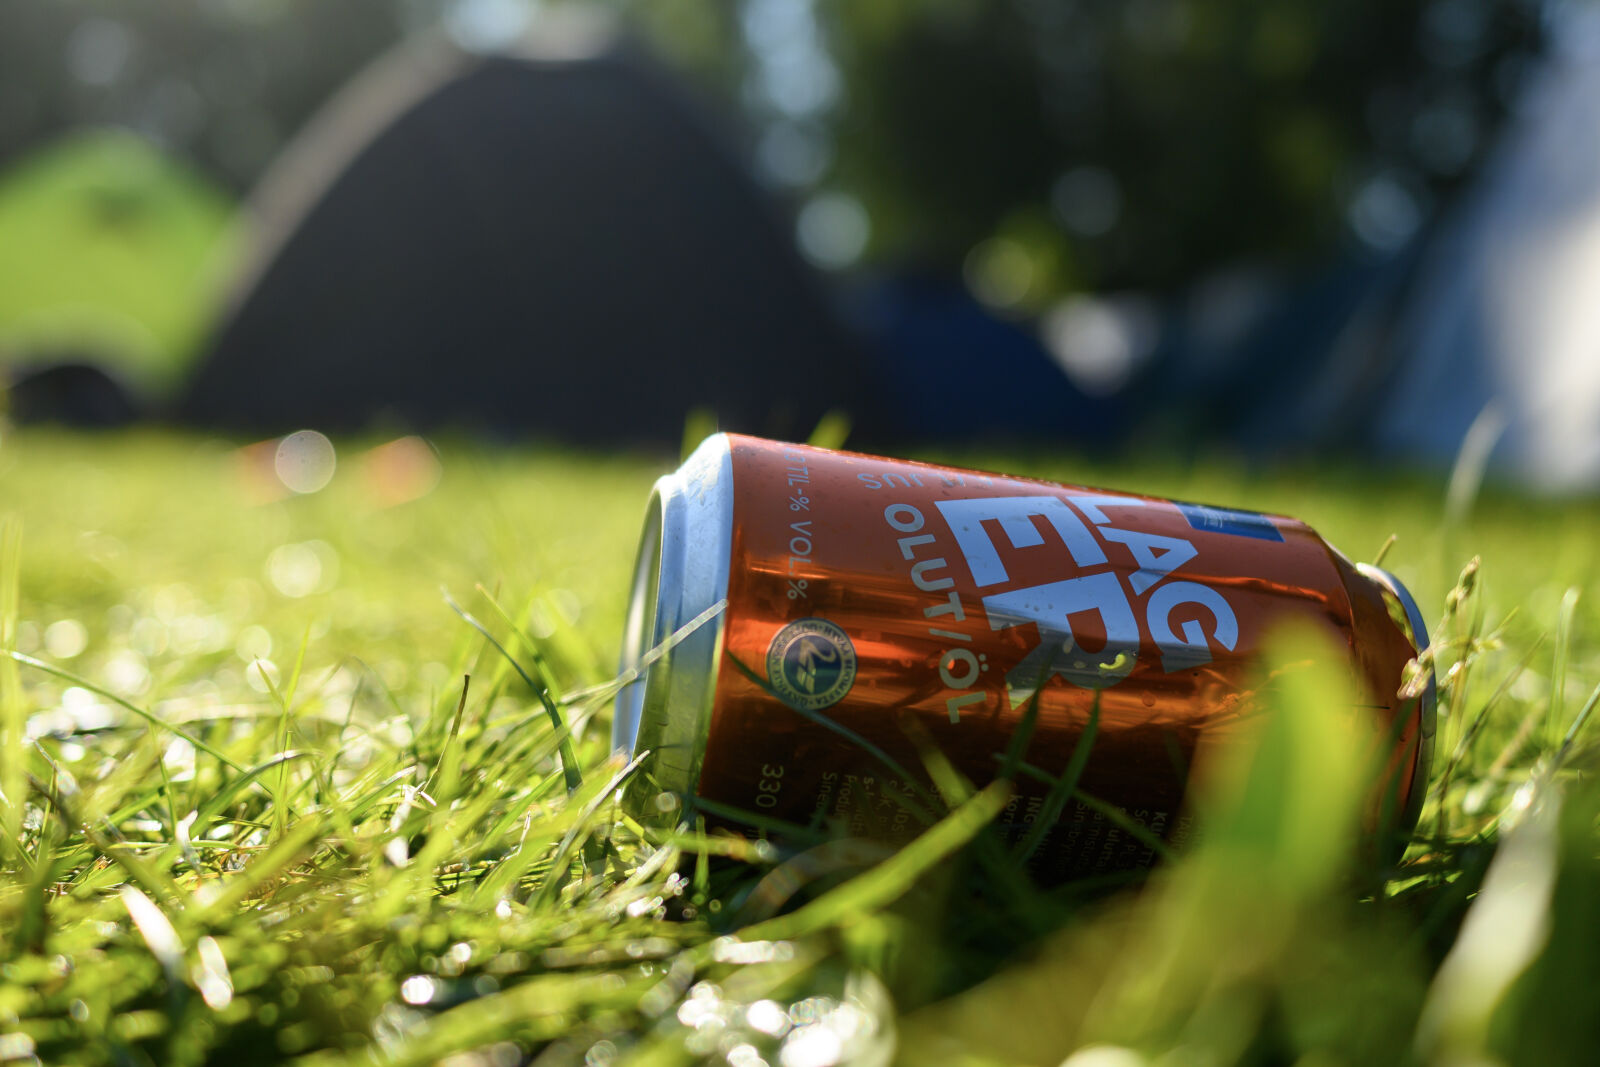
[1364,9,1600,491]
[843,269,1122,447]
[180,25,865,444]
[1173,7,1600,492]
[0,129,232,397]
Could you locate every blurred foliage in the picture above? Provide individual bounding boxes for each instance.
[632,0,1546,302]
[1,0,1546,313]
[0,0,407,191]
[808,0,1544,297]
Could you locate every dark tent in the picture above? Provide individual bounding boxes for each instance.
[844,270,1123,447]
[181,28,865,443]
[1362,9,1600,492]
[1132,5,1600,491]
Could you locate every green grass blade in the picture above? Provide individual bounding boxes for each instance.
[191,750,313,835]
[531,752,647,908]
[5,649,247,772]
[446,590,583,795]
[190,812,330,923]
[723,651,937,821]
[1553,680,1600,771]
[734,780,1011,944]
[0,516,23,855]
[1548,587,1579,749]
[1015,692,1101,864]
[806,410,852,450]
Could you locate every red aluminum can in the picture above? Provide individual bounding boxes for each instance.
[612,435,1435,881]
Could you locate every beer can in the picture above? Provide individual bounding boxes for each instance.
[612,434,1435,881]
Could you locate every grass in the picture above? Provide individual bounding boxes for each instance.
[0,426,1598,1066]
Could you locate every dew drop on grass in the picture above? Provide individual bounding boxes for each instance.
[267,540,340,598]
[786,998,833,1027]
[130,617,168,657]
[23,709,60,742]
[1508,781,1537,817]
[153,584,195,624]
[194,936,234,1010]
[684,1025,723,1056]
[104,650,151,697]
[712,939,794,965]
[677,983,726,1028]
[399,975,436,1005]
[584,1039,618,1066]
[236,625,273,662]
[746,1000,791,1037]
[780,1024,842,1067]
[627,896,664,919]
[439,944,469,977]
[0,1032,37,1061]
[246,659,280,694]
[62,686,117,730]
[163,738,196,782]
[551,588,582,624]
[14,620,40,654]
[44,619,88,659]
[105,603,135,637]
[727,1044,769,1067]
[268,542,321,598]
[222,579,265,620]
[169,615,214,655]
[527,603,558,640]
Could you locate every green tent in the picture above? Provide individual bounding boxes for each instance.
[0,129,234,396]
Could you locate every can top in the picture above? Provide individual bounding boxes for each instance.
[612,434,734,811]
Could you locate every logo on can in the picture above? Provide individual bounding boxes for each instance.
[766,618,857,710]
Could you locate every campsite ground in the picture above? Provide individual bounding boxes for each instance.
[1,428,1597,1066]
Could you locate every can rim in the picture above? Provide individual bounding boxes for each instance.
[1357,563,1437,840]
[612,497,664,757]
[612,434,734,819]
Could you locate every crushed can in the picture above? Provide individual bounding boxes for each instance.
[612,434,1435,881]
